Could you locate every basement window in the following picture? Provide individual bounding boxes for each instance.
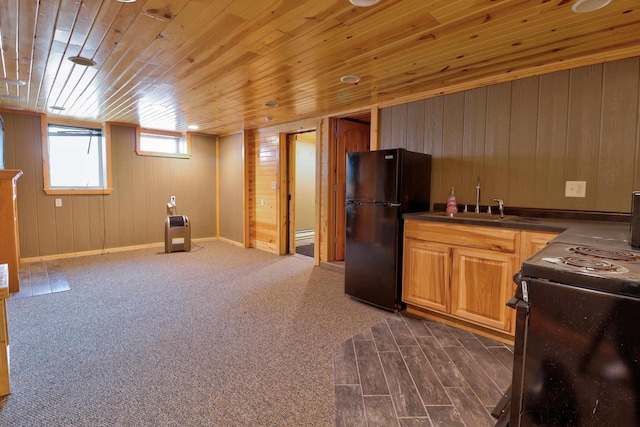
[43,124,111,195]
[136,129,190,158]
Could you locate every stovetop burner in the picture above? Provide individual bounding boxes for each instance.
[559,256,622,271]
[569,246,638,262]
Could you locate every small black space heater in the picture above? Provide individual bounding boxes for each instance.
[164,215,191,253]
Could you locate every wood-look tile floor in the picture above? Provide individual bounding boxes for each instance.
[11,260,70,299]
[333,313,513,427]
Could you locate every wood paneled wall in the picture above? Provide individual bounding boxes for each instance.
[218,133,244,245]
[379,57,640,213]
[1,112,216,258]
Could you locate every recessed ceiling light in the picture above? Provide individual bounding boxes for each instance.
[0,78,26,85]
[187,125,199,130]
[263,101,279,107]
[265,116,274,121]
[49,106,66,111]
[0,95,24,101]
[571,0,612,13]
[68,56,97,66]
[349,0,381,7]
[340,75,361,84]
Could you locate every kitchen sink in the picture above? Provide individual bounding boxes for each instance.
[424,211,517,221]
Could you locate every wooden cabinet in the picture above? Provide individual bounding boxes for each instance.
[0,170,22,293]
[402,219,559,342]
[402,239,450,313]
[520,230,559,260]
[451,247,517,332]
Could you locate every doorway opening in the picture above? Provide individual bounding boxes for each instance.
[285,130,316,258]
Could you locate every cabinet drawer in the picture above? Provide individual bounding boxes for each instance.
[404,220,519,253]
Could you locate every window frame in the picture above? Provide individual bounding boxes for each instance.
[136,127,191,159]
[42,119,112,195]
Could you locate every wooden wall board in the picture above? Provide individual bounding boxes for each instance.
[463,87,487,206]
[508,77,539,208]
[131,147,148,246]
[565,64,603,211]
[114,125,135,248]
[391,103,408,149]
[71,196,91,253]
[483,82,511,208]
[536,71,570,209]
[88,196,105,251]
[218,133,244,245]
[441,92,465,204]
[406,100,425,154]
[424,96,444,212]
[597,58,639,212]
[11,114,41,258]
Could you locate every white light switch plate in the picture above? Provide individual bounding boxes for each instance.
[565,181,586,198]
[55,198,62,207]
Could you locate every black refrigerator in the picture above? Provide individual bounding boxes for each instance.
[344,148,431,311]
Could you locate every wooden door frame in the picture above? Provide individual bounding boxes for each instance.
[328,114,376,262]
[277,129,317,257]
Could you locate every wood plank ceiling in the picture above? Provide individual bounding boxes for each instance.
[1,0,639,135]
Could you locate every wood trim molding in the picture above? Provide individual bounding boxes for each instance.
[216,136,220,240]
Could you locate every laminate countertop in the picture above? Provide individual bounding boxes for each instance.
[403,211,634,252]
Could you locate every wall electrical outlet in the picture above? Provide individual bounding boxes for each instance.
[565,181,587,198]
[55,198,62,207]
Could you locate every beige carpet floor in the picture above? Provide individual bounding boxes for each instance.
[0,241,391,426]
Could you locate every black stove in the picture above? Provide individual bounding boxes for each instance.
[520,242,640,298]
[499,240,640,427]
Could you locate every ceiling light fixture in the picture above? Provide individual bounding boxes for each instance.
[49,106,66,111]
[340,75,361,84]
[571,0,612,13]
[263,101,279,107]
[349,0,381,7]
[187,125,199,130]
[68,56,97,66]
[0,78,26,86]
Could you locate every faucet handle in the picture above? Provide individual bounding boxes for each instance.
[493,198,505,218]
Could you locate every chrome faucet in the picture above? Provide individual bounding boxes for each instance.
[475,177,481,213]
[494,198,505,218]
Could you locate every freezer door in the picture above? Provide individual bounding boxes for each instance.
[344,202,400,311]
[346,149,400,203]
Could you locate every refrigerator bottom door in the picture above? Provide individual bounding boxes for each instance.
[344,203,400,311]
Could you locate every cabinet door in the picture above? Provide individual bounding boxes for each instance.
[520,230,559,261]
[402,239,450,313]
[451,247,517,332]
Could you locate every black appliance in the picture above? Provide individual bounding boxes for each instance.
[631,191,640,248]
[344,148,431,311]
[499,242,640,426]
